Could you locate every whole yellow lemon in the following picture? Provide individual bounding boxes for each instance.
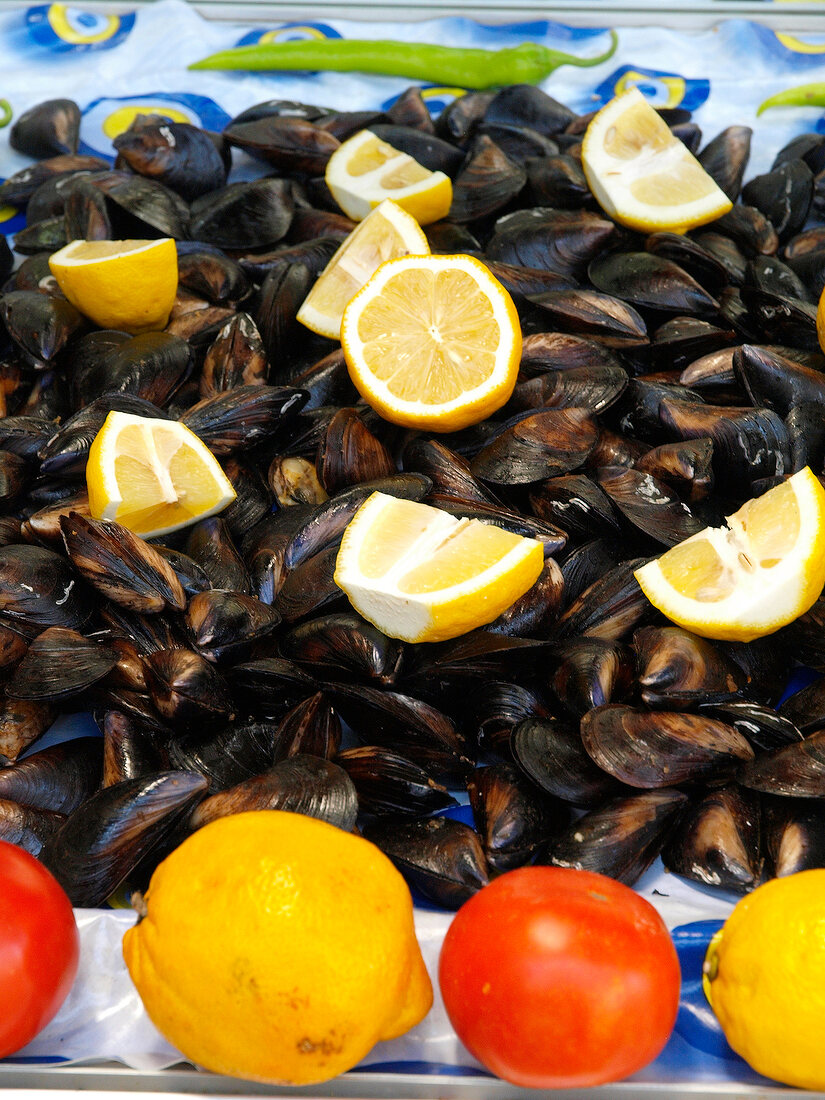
[122,810,433,1085]
[704,869,825,1089]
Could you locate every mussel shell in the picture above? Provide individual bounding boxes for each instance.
[363,815,489,908]
[551,638,634,719]
[40,771,208,906]
[281,612,403,686]
[0,798,64,857]
[223,117,340,175]
[1,290,85,364]
[698,701,803,752]
[167,720,275,793]
[189,753,357,832]
[662,785,761,893]
[511,717,625,807]
[0,737,102,813]
[6,626,117,701]
[0,543,91,635]
[697,126,752,201]
[778,677,825,735]
[595,466,705,547]
[336,745,457,816]
[581,705,754,788]
[634,438,714,502]
[274,543,344,623]
[486,557,564,638]
[0,698,54,764]
[113,122,228,201]
[764,796,825,876]
[527,288,648,347]
[449,135,526,223]
[470,408,598,485]
[741,160,813,243]
[543,788,690,885]
[588,252,719,315]
[633,626,747,708]
[271,693,341,761]
[101,710,169,787]
[228,657,317,716]
[556,557,650,642]
[468,761,569,872]
[316,407,396,495]
[189,178,294,249]
[143,648,234,732]
[180,384,308,456]
[486,208,615,277]
[184,516,250,594]
[10,99,80,159]
[739,731,825,797]
[185,590,280,663]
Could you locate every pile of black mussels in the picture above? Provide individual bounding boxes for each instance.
[0,87,824,909]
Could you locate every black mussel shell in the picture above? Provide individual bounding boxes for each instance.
[543,788,690,885]
[486,208,615,278]
[588,252,719,315]
[556,557,650,642]
[0,738,102,813]
[6,626,117,701]
[113,122,228,202]
[281,612,403,686]
[10,99,80,159]
[741,160,813,243]
[0,697,55,765]
[663,785,761,893]
[486,558,565,638]
[634,626,747,708]
[634,438,714,502]
[185,517,250,593]
[40,771,207,906]
[189,179,294,249]
[228,657,317,716]
[551,638,634,719]
[223,117,340,175]
[363,815,489,909]
[336,745,457,816]
[511,717,625,807]
[449,135,526,223]
[271,693,341,762]
[471,408,598,485]
[697,126,752,201]
[699,701,803,752]
[739,731,825,798]
[1,290,85,364]
[0,544,93,633]
[764,796,825,876]
[167,720,274,793]
[189,753,357,832]
[186,590,280,663]
[595,466,704,547]
[143,648,234,732]
[0,799,64,857]
[101,710,169,787]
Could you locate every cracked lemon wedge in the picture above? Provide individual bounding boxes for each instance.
[334,492,544,643]
[325,129,452,224]
[581,88,732,233]
[634,467,825,642]
[86,410,235,539]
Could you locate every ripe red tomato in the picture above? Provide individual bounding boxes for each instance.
[438,866,680,1088]
[0,840,80,1057]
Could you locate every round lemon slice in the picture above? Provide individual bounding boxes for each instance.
[634,467,825,642]
[340,253,521,432]
[49,238,178,334]
[334,492,544,643]
[86,410,236,539]
[581,88,733,233]
[325,129,452,225]
[296,199,429,340]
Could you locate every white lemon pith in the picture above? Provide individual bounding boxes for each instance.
[634,468,825,641]
[86,410,236,539]
[581,88,733,232]
[325,129,452,224]
[296,199,430,340]
[334,492,544,644]
[340,253,521,432]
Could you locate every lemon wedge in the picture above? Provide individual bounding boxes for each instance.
[325,129,452,224]
[817,284,825,357]
[86,410,236,539]
[581,88,733,233]
[296,199,429,340]
[634,468,825,642]
[340,253,521,432]
[48,238,179,334]
[334,491,544,643]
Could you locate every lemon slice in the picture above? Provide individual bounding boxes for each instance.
[86,410,236,539]
[334,492,544,643]
[325,129,452,225]
[581,88,733,233]
[340,253,521,432]
[49,238,178,334]
[634,468,825,642]
[296,199,429,340]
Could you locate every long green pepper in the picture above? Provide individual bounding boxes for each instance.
[757,82,825,116]
[188,32,618,90]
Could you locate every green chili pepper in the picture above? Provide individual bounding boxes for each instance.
[757,82,825,116]
[0,100,12,129]
[188,31,618,89]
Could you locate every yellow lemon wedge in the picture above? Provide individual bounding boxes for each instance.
[334,491,544,643]
[634,467,825,642]
[296,199,430,340]
[48,238,179,334]
[86,410,235,539]
[581,88,733,233]
[340,253,521,432]
[325,129,452,224]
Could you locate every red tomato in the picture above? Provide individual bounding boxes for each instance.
[438,866,680,1088]
[0,840,80,1057]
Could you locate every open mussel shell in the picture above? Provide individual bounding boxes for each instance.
[101,710,170,787]
[663,784,761,893]
[582,705,754,788]
[189,753,358,832]
[738,730,825,798]
[61,514,185,614]
[0,737,102,813]
[763,796,825,876]
[468,762,569,873]
[551,638,634,719]
[511,717,625,808]
[336,745,457,817]
[281,612,403,686]
[363,816,489,909]
[634,626,748,709]
[0,798,64,857]
[40,771,208,907]
[185,591,280,663]
[543,788,690,885]
[168,720,275,794]
[143,648,235,732]
[6,627,117,701]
